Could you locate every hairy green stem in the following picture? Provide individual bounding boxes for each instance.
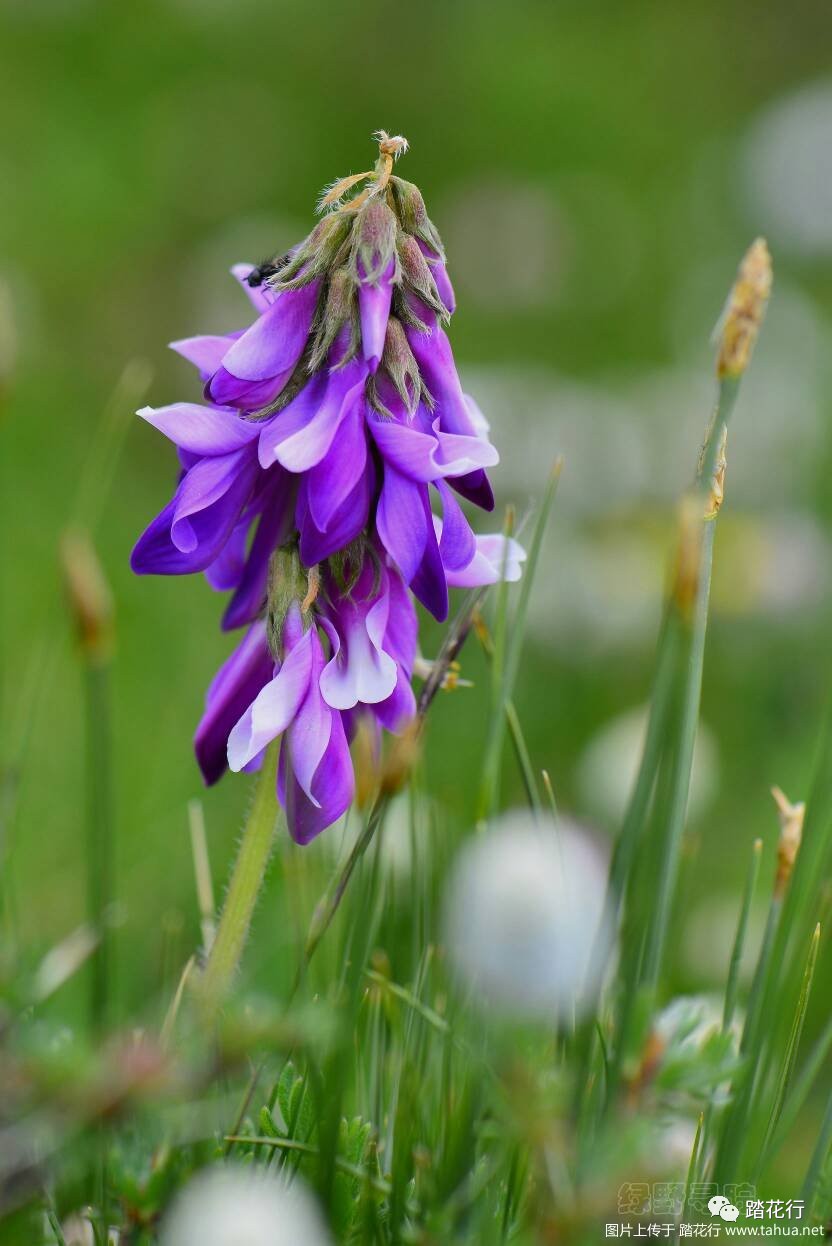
[198,741,282,1014]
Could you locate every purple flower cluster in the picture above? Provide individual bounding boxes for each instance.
[132,134,524,843]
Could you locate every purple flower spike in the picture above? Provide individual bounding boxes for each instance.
[133,132,527,846]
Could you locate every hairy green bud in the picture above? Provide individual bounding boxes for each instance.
[266,544,310,659]
[307,267,360,373]
[349,198,399,285]
[370,316,422,416]
[397,232,448,319]
[273,213,353,290]
[389,176,444,259]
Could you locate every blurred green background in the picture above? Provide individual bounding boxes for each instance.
[2,0,832,1072]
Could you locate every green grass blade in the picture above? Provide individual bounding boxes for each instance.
[724,838,763,1029]
[477,459,561,822]
[754,923,820,1178]
[760,1013,832,1174]
[802,1089,832,1214]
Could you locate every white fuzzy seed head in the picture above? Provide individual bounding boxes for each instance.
[160,1165,332,1246]
[443,811,613,1023]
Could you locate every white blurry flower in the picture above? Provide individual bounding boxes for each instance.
[443,812,613,1022]
[652,1117,699,1174]
[60,1219,118,1246]
[654,995,725,1050]
[160,1165,332,1246]
[60,1217,94,1246]
[577,706,718,829]
[743,81,832,256]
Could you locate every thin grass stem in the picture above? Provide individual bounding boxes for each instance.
[754,923,820,1179]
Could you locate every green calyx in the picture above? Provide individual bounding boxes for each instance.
[349,198,399,285]
[369,317,423,417]
[266,544,318,659]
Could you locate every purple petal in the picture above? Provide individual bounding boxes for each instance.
[416,240,456,314]
[284,628,331,801]
[405,320,496,511]
[280,708,354,845]
[305,390,368,531]
[296,458,373,566]
[205,519,248,591]
[405,322,478,436]
[222,473,295,631]
[194,621,272,785]
[435,479,476,572]
[410,489,448,621]
[358,257,395,373]
[320,586,397,710]
[448,469,495,512]
[369,410,497,482]
[227,620,313,770]
[170,449,256,553]
[131,451,257,576]
[220,281,320,382]
[382,562,418,672]
[372,667,417,732]
[208,366,292,411]
[376,469,429,583]
[138,402,259,456]
[441,531,527,588]
[170,335,237,381]
[259,365,369,474]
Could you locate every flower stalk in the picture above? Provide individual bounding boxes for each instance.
[197,741,282,1015]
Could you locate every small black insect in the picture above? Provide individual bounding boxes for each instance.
[246,253,289,288]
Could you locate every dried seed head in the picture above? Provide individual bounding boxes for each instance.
[772,785,805,899]
[373,130,409,161]
[716,238,772,380]
[704,424,728,520]
[371,130,409,196]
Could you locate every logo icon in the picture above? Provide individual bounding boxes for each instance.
[708,1195,740,1222]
